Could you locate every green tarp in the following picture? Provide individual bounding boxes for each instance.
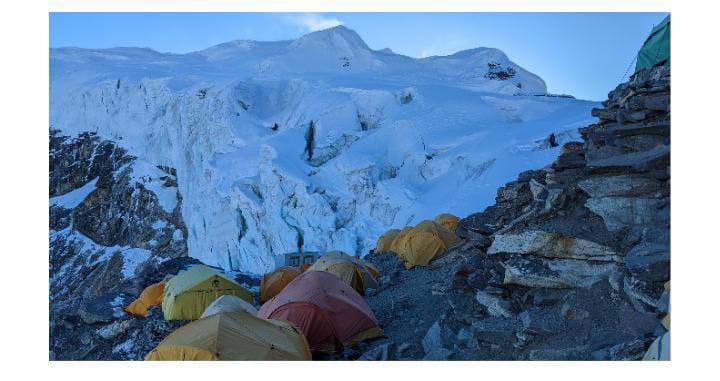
[635,15,670,73]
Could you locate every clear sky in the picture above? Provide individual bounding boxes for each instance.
[50,12,668,100]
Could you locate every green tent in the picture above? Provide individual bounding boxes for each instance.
[162,265,253,320]
[635,15,670,73]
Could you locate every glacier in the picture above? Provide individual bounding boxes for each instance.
[49,25,599,275]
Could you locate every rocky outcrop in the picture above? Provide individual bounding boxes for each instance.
[49,130,199,360]
[359,65,670,360]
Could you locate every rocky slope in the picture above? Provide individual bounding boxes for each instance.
[354,65,670,360]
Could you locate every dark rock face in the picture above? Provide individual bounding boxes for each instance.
[49,130,196,360]
[359,65,670,360]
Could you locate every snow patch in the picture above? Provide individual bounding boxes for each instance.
[49,177,98,208]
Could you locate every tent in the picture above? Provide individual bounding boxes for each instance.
[258,271,383,352]
[390,220,459,269]
[125,281,165,317]
[299,263,311,272]
[635,15,670,73]
[199,295,258,319]
[434,213,460,231]
[162,265,253,320]
[375,229,401,253]
[260,267,301,302]
[145,312,311,361]
[388,226,414,258]
[306,251,379,295]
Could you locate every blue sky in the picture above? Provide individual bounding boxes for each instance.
[50,12,668,100]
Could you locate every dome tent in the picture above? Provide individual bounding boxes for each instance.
[434,213,460,231]
[306,251,378,295]
[390,220,459,269]
[125,281,165,317]
[259,266,301,302]
[375,228,401,253]
[145,312,311,361]
[258,271,383,353]
[199,295,258,319]
[162,265,253,320]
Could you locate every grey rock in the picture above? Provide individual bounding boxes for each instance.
[585,196,669,231]
[587,144,669,171]
[422,321,444,355]
[503,257,620,289]
[579,175,661,198]
[475,291,514,318]
[488,230,622,262]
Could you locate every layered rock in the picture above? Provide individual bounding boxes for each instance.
[360,65,670,360]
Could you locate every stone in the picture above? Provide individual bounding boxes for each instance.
[561,303,590,320]
[488,230,622,262]
[591,338,649,360]
[471,318,521,344]
[578,175,661,198]
[528,347,588,360]
[587,144,669,171]
[359,342,391,361]
[584,197,669,231]
[625,241,670,282]
[591,107,616,121]
[503,257,620,289]
[475,291,514,318]
[529,178,547,201]
[422,321,444,355]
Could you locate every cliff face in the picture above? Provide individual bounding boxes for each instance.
[356,65,670,361]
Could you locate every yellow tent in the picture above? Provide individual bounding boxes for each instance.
[199,295,258,319]
[434,213,460,231]
[388,226,414,258]
[125,281,165,317]
[145,312,311,361]
[307,251,379,295]
[391,220,459,269]
[260,267,301,302]
[162,265,253,320]
[375,229,401,253]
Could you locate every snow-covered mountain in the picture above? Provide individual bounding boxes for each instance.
[50,25,599,275]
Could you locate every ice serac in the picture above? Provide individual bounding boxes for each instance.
[50,26,598,275]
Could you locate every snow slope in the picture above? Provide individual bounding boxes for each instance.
[50,26,599,275]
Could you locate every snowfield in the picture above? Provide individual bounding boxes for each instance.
[50,26,599,275]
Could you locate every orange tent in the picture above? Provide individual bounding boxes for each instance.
[306,251,378,295]
[125,281,165,317]
[258,271,383,353]
[260,267,301,302]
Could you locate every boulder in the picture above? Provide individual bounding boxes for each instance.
[503,257,620,289]
[475,291,514,318]
[579,175,662,198]
[584,197,669,231]
[488,230,622,262]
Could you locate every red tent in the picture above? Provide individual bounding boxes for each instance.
[258,271,383,352]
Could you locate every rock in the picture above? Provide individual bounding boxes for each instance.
[96,319,132,339]
[422,322,444,355]
[561,303,590,320]
[488,230,622,262]
[359,342,392,361]
[529,178,547,201]
[591,108,616,121]
[591,338,649,360]
[471,318,520,344]
[528,347,588,360]
[422,348,452,360]
[587,144,669,171]
[624,276,666,313]
[625,241,670,282]
[584,197,669,231]
[503,257,619,289]
[475,290,514,318]
[578,175,662,198]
